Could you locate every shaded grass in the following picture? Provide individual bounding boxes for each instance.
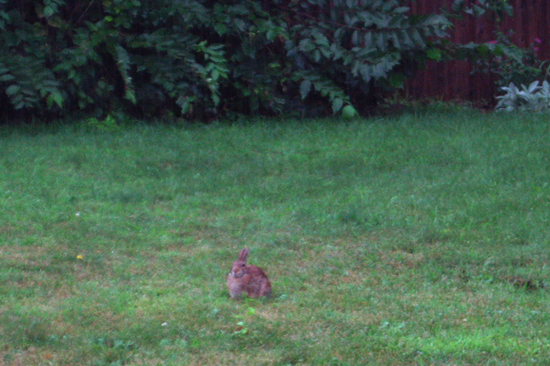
[1,109,550,364]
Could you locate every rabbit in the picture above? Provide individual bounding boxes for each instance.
[227,248,272,299]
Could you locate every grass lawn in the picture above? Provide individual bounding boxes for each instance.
[1,107,549,365]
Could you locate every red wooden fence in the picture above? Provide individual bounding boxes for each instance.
[406,0,550,104]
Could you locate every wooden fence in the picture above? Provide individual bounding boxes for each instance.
[405,0,550,104]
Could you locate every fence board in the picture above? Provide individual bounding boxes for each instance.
[405,0,550,104]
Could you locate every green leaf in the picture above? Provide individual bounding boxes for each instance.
[52,92,64,108]
[352,30,359,46]
[390,31,400,49]
[6,84,21,96]
[125,89,136,104]
[331,97,344,113]
[341,105,358,119]
[176,95,195,114]
[0,74,14,82]
[211,92,220,106]
[44,5,54,17]
[298,39,316,53]
[46,93,58,108]
[313,49,322,62]
[375,33,387,51]
[426,48,442,61]
[266,29,276,42]
[300,80,312,99]
[410,29,426,48]
[211,69,219,81]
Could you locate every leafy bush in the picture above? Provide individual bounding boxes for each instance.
[450,0,513,21]
[472,32,546,89]
[284,0,450,115]
[1,0,237,119]
[0,0,453,120]
[495,81,550,112]
[446,1,549,108]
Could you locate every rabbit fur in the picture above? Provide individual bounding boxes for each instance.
[227,248,271,299]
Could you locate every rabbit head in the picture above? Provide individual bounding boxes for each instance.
[229,248,250,278]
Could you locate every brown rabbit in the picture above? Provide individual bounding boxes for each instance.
[227,248,271,299]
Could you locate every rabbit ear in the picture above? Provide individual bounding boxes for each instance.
[239,248,249,261]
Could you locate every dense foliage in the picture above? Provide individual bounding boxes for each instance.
[0,0,507,120]
[473,32,546,89]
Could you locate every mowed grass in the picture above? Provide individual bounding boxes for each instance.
[1,108,550,365]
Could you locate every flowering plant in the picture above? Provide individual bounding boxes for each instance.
[474,32,545,88]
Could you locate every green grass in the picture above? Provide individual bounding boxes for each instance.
[1,108,550,365]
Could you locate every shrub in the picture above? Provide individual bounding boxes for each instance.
[472,32,546,89]
[283,0,450,115]
[0,0,452,120]
[495,81,550,112]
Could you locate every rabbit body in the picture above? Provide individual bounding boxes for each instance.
[227,248,271,299]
